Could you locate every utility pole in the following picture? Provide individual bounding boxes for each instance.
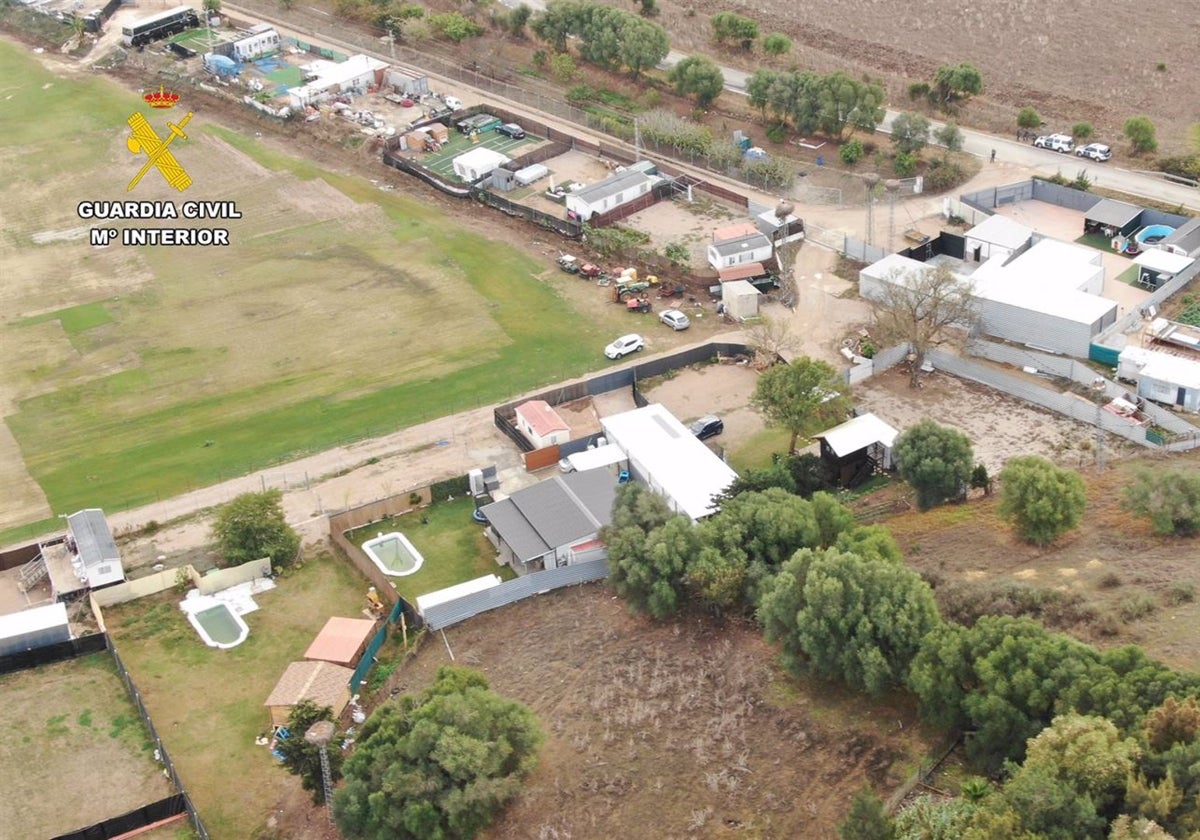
[305,720,337,822]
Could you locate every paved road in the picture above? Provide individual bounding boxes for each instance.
[659,51,1200,212]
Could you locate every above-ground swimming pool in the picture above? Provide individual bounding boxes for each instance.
[1136,224,1175,246]
[362,532,425,577]
[185,599,250,649]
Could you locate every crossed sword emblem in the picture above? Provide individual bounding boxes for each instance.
[126,111,194,192]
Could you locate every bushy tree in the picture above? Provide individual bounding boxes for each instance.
[277,701,344,803]
[744,68,884,138]
[894,795,977,840]
[667,55,724,108]
[894,420,973,510]
[931,62,982,109]
[1108,815,1175,840]
[934,122,964,153]
[998,456,1087,545]
[506,3,531,36]
[890,112,931,155]
[1144,696,1200,752]
[839,788,896,840]
[869,263,976,386]
[1124,116,1159,154]
[617,15,669,79]
[601,484,690,618]
[1021,714,1139,812]
[428,11,484,42]
[1073,121,1095,140]
[333,666,542,840]
[1017,107,1042,129]
[1123,469,1200,536]
[211,489,300,568]
[710,11,758,50]
[991,762,1107,840]
[751,356,851,454]
[840,138,865,165]
[762,32,791,56]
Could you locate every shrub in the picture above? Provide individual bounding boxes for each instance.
[1167,583,1196,606]
[1118,592,1156,622]
[1072,121,1094,140]
[765,123,787,144]
[923,158,967,192]
[907,82,930,101]
[549,51,576,83]
[970,463,991,494]
[839,139,864,165]
[762,32,791,56]
[428,11,484,43]
[1123,470,1200,535]
[1017,107,1042,129]
[1097,571,1122,589]
[1123,116,1159,154]
[430,474,470,503]
[997,456,1086,545]
[532,49,547,68]
[893,151,916,176]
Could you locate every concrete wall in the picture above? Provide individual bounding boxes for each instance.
[197,558,272,595]
[91,566,202,607]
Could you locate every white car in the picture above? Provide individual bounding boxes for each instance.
[1076,143,1112,162]
[1033,134,1075,153]
[659,309,690,330]
[604,333,644,359]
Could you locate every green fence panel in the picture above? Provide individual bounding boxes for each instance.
[1090,343,1120,366]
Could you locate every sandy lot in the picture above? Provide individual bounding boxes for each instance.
[642,362,765,450]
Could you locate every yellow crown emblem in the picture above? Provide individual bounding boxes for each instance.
[143,85,180,109]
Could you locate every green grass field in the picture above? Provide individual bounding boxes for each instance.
[419,128,537,181]
[0,42,629,542]
[347,496,514,602]
[103,553,366,839]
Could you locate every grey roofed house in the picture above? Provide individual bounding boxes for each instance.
[569,170,653,206]
[480,469,617,566]
[67,509,124,587]
[1084,198,1143,234]
[711,231,772,258]
[1161,218,1200,258]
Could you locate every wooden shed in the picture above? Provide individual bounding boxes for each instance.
[303,617,377,667]
[264,660,353,728]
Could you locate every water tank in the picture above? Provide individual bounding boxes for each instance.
[468,468,485,497]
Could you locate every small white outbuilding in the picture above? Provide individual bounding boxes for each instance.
[452,147,511,182]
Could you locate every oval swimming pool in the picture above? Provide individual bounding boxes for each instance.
[1136,224,1175,245]
[184,598,250,649]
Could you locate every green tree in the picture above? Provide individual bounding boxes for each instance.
[890,112,931,155]
[931,62,982,109]
[1122,469,1200,536]
[710,11,758,50]
[893,152,917,176]
[277,701,344,804]
[667,55,725,108]
[1021,714,1139,812]
[762,32,791,56]
[1017,107,1042,129]
[994,762,1107,840]
[507,3,531,36]
[997,456,1087,545]
[600,484,693,618]
[894,420,973,510]
[428,11,485,42]
[840,138,865,165]
[1108,815,1175,840]
[751,356,851,455]
[617,16,669,79]
[894,795,978,840]
[868,262,977,387]
[839,788,896,840]
[549,51,577,83]
[1123,116,1159,154]
[970,463,992,495]
[202,0,221,13]
[211,489,300,568]
[1144,696,1200,752]
[530,0,578,52]
[935,121,964,153]
[816,72,886,139]
[333,666,542,840]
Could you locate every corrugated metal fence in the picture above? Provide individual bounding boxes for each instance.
[421,559,609,630]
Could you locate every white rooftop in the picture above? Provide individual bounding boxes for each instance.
[416,575,502,615]
[817,412,899,457]
[1134,249,1195,274]
[1121,346,1200,390]
[966,214,1033,250]
[601,404,738,520]
[0,602,69,641]
[567,444,627,472]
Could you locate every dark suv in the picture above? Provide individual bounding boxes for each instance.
[497,123,526,139]
[690,415,724,441]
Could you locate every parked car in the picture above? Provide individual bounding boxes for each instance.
[659,309,690,331]
[690,415,724,441]
[604,333,645,359]
[443,96,463,110]
[1033,134,1075,153]
[1076,142,1112,162]
[558,457,576,474]
[497,123,526,139]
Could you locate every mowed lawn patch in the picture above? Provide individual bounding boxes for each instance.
[346,496,513,602]
[0,41,631,542]
[0,653,173,839]
[103,554,367,839]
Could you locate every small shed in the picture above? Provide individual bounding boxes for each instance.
[1160,218,1200,259]
[514,399,571,448]
[1117,347,1200,412]
[964,214,1032,263]
[303,617,377,667]
[384,68,430,97]
[452,147,510,182]
[231,24,279,61]
[815,413,899,487]
[264,660,354,728]
[721,279,761,320]
[416,575,502,618]
[1084,199,1143,238]
[0,602,70,657]
[564,169,654,221]
[1133,249,1195,290]
[514,163,549,186]
[707,231,773,270]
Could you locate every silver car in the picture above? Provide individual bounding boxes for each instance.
[659,309,690,330]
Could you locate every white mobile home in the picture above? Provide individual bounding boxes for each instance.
[564,169,654,221]
[1118,346,1200,412]
[231,24,279,61]
[600,403,737,520]
[0,603,71,657]
[288,54,387,107]
[964,214,1032,263]
[451,147,510,182]
[706,231,773,270]
[513,399,571,448]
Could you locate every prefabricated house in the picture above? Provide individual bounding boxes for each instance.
[231,24,279,61]
[1133,249,1195,290]
[451,147,510,182]
[1117,346,1200,412]
[707,230,774,270]
[963,214,1033,263]
[815,412,899,488]
[564,169,654,221]
[601,403,738,520]
[721,279,761,320]
[1084,198,1143,238]
[384,68,430,97]
[0,602,71,658]
[513,399,571,448]
[288,54,388,108]
[1160,218,1200,259]
[480,469,617,573]
[303,617,377,668]
[264,660,353,728]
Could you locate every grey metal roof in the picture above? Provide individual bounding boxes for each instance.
[1163,218,1200,255]
[1084,198,1142,228]
[422,559,609,630]
[712,232,772,257]
[67,509,118,571]
[571,170,651,206]
[480,470,617,563]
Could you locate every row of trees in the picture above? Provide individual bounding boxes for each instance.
[531,0,669,79]
[708,12,790,55]
[746,68,887,140]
